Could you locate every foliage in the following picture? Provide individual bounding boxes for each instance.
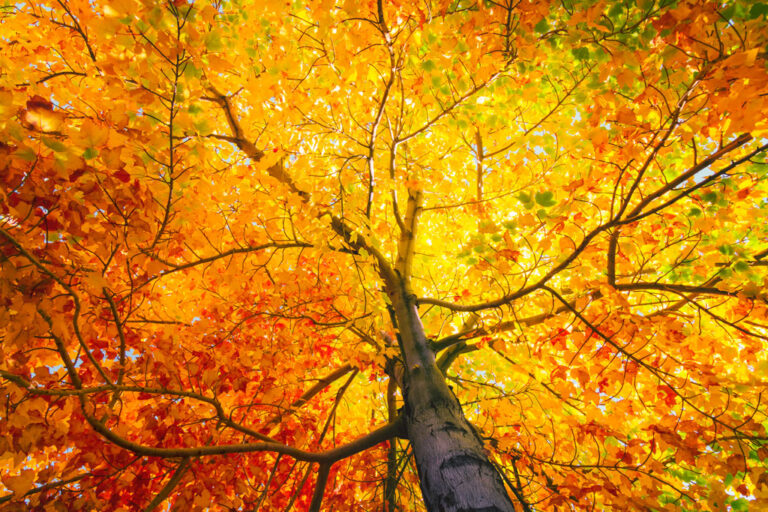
[1,0,768,510]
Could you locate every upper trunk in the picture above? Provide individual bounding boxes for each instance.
[389,283,517,512]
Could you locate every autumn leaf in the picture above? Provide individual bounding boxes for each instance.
[3,469,36,497]
[22,95,66,133]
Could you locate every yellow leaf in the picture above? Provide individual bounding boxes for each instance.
[77,119,109,148]
[0,90,15,120]
[24,108,65,133]
[558,237,575,253]
[3,469,36,496]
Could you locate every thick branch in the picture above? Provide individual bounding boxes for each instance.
[418,137,765,312]
[395,189,423,281]
[203,87,309,200]
[84,414,404,463]
[308,463,331,512]
[619,140,767,226]
[143,458,191,512]
[1,226,114,385]
[622,133,753,221]
[204,88,399,285]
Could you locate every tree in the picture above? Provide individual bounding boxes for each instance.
[2,0,768,509]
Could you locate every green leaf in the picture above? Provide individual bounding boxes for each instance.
[730,498,749,511]
[82,147,98,160]
[42,137,67,152]
[184,63,201,79]
[749,3,768,19]
[534,18,549,34]
[572,47,589,61]
[147,7,164,26]
[607,3,623,18]
[641,24,657,39]
[721,3,746,20]
[718,245,734,256]
[517,192,534,209]
[535,191,556,207]
[662,167,677,180]
[15,147,37,161]
[733,261,750,272]
[205,31,224,52]
[194,119,210,134]
[420,59,436,72]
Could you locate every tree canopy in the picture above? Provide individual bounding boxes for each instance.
[2,0,768,510]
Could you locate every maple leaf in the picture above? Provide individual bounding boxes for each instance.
[21,95,66,133]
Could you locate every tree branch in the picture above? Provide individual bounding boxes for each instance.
[308,463,331,512]
[143,457,191,512]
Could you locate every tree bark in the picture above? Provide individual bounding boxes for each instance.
[389,285,517,512]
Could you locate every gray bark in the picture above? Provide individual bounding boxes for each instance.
[389,285,517,512]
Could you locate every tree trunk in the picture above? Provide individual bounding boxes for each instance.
[390,287,517,512]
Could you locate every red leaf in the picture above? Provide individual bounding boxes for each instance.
[27,95,53,111]
[113,169,131,183]
[43,217,62,231]
[69,168,86,182]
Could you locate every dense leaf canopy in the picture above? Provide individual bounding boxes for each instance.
[2,0,768,510]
